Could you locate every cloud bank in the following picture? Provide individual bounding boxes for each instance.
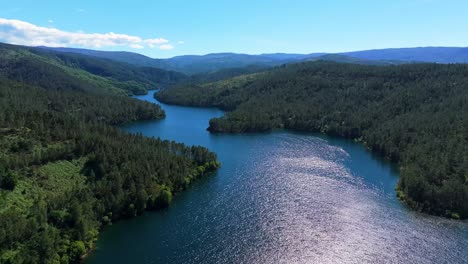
[0,18,172,50]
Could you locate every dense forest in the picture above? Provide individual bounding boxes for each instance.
[188,65,268,84]
[0,46,219,263]
[157,61,468,219]
[0,43,187,96]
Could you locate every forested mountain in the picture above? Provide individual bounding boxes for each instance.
[187,65,269,84]
[157,61,468,219]
[168,53,405,74]
[0,45,219,263]
[40,45,468,75]
[163,53,323,74]
[1,43,187,96]
[40,46,325,74]
[40,45,385,76]
[36,49,187,91]
[306,54,406,65]
[344,47,468,63]
[38,46,169,68]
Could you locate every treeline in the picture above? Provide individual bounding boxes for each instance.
[157,61,468,219]
[0,78,219,263]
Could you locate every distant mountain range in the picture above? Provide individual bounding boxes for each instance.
[34,45,468,75]
[343,47,468,63]
[38,47,326,74]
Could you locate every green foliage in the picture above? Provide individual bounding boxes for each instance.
[39,49,188,92]
[69,241,86,261]
[156,186,173,208]
[188,65,268,83]
[451,213,461,220]
[0,45,219,263]
[0,42,187,96]
[1,249,19,264]
[158,61,468,219]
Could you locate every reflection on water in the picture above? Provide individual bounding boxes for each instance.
[86,91,468,264]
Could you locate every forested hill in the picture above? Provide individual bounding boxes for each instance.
[157,61,468,219]
[38,46,169,69]
[187,65,270,84]
[0,42,187,96]
[0,47,219,262]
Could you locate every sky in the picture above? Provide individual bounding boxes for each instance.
[0,0,467,58]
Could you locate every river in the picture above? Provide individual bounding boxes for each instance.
[86,90,468,264]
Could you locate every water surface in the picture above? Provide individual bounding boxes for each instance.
[87,91,468,264]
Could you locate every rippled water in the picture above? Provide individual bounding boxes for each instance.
[86,91,468,264]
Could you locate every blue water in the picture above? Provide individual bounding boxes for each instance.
[86,91,468,264]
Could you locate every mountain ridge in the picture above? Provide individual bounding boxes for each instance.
[35,45,468,75]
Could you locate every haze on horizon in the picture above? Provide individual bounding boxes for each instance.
[0,0,467,58]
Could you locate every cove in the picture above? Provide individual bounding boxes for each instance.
[86,91,468,264]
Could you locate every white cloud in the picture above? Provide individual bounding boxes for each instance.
[159,44,174,50]
[177,41,184,44]
[144,38,169,48]
[0,18,173,50]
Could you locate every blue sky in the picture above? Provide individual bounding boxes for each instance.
[0,0,467,58]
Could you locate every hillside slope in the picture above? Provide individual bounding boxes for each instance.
[39,46,168,68]
[1,43,186,95]
[0,45,218,263]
